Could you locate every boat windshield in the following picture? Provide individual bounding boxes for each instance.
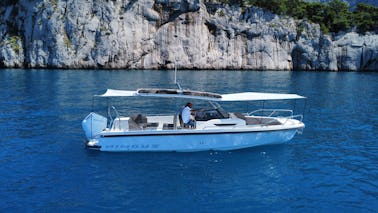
[194,103,230,121]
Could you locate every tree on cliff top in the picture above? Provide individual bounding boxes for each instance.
[326,0,351,32]
[353,3,378,33]
[213,0,378,33]
[1,0,19,6]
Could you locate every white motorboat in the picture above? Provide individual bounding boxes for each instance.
[82,88,305,152]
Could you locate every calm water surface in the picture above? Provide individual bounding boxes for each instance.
[0,69,377,212]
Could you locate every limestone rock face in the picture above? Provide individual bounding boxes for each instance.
[0,0,377,71]
[334,32,378,71]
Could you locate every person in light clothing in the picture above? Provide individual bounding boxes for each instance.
[181,102,195,128]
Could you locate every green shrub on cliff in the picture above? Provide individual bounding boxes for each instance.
[212,0,378,33]
[353,3,378,33]
[1,0,19,6]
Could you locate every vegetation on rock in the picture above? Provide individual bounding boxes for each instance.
[213,0,378,33]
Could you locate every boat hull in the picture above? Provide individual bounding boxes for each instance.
[88,128,301,152]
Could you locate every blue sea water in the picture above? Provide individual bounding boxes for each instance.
[0,69,377,212]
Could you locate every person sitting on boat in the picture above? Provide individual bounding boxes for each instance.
[181,102,196,128]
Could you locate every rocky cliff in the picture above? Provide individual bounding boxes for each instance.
[0,0,377,71]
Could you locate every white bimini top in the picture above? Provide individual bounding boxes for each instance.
[96,88,306,101]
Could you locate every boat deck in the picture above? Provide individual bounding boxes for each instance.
[109,113,292,133]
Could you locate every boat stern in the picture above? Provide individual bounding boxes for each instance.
[82,112,107,141]
[86,139,102,150]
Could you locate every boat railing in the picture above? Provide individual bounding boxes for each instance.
[247,109,294,117]
[247,109,304,125]
[108,106,121,129]
[290,114,303,121]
